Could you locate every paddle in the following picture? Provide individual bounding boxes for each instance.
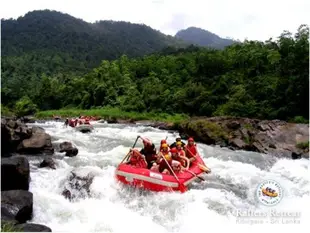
[159,154,187,193]
[185,145,211,174]
[183,169,205,181]
[120,135,140,164]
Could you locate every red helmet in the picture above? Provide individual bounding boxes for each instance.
[161,139,167,144]
[188,137,194,142]
[170,148,178,153]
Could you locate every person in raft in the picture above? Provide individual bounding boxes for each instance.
[139,137,157,169]
[159,139,170,151]
[151,145,188,174]
[176,141,186,157]
[184,137,198,163]
[170,147,189,170]
[151,143,170,173]
[170,137,186,149]
[127,149,147,168]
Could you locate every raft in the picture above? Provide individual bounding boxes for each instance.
[115,153,207,193]
[75,124,94,133]
[262,188,278,197]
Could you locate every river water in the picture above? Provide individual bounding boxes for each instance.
[26,121,309,232]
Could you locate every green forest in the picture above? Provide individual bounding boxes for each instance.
[1,21,309,122]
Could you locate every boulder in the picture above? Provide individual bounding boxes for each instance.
[31,126,45,134]
[39,158,56,169]
[1,190,33,223]
[1,156,30,191]
[59,141,79,157]
[17,132,54,155]
[1,120,32,156]
[61,171,94,201]
[15,223,52,232]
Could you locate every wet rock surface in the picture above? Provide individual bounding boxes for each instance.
[1,119,54,156]
[59,141,79,157]
[1,156,30,191]
[1,190,33,223]
[39,157,56,169]
[61,171,95,201]
[178,117,309,159]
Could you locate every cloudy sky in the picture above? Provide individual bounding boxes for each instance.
[1,0,309,41]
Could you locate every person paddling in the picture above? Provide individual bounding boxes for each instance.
[185,137,198,163]
[170,147,189,170]
[170,137,186,149]
[127,149,147,168]
[139,137,157,169]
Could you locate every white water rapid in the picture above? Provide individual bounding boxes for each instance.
[26,121,309,232]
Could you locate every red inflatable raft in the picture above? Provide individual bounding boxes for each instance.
[115,152,208,193]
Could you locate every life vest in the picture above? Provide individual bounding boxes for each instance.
[177,148,185,156]
[129,150,147,168]
[141,144,157,164]
[158,152,172,172]
[68,120,75,127]
[185,144,197,158]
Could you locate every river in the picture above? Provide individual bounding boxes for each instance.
[25,121,309,232]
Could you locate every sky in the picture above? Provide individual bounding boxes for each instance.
[0,0,309,41]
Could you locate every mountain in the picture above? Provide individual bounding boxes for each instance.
[1,10,187,74]
[175,27,236,49]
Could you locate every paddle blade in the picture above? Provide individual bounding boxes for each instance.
[198,164,211,173]
[179,183,187,193]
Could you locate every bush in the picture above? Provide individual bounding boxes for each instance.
[15,96,38,117]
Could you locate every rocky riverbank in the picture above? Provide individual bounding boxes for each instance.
[105,116,309,160]
[177,116,309,159]
[1,118,80,232]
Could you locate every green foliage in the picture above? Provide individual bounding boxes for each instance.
[15,96,38,117]
[1,221,21,232]
[185,119,228,141]
[1,104,15,117]
[1,21,309,122]
[291,116,309,124]
[296,141,309,150]
[35,108,189,123]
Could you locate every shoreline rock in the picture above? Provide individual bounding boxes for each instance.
[178,116,309,159]
[1,118,54,231]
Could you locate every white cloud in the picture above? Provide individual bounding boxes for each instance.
[1,0,309,41]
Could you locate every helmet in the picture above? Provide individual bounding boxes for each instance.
[162,143,168,148]
[176,137,181,141]
[176,141,182,146]
[188,137,194,142]
[161,139,167,144]
[170,148,178,153]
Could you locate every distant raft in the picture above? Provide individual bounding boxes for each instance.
[75,124,94,133]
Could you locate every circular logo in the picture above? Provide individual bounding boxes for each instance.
[256,180,283,206]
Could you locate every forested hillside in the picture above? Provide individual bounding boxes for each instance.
[1,10,186,76]
[2,23,308,121]
[175,27,236,49]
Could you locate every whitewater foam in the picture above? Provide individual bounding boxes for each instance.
[26,121,309,232]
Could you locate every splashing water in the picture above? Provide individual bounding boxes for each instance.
[27,121,309,232]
